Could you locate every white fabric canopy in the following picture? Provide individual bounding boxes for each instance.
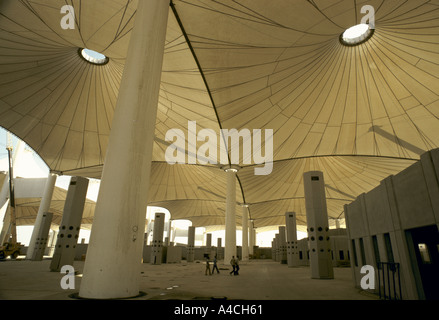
[0,0,438,228]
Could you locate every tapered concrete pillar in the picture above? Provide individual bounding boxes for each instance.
[145,221,153,246]
[241,205,249,261]
[205,233,212,248]
[278,226,287,264]
[224,166,239,264]
[204,233,212,258]
[145,232,149,246]
[151,212,165,265]
[276,233,282,262]
[29,212,53,261]
[78,0,169,299]
[271,240,275,260]
[50,177,89,272]
[285,212,299,267]
[249,220,255,256]
[48,229,57,256]
[216,237,222,260]
[273,236,279,261]
[27,172,57,260]
[167,219,173,245]
[303,171,334,279]
[187,226,195,262]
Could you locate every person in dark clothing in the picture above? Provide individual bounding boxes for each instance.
[205,256,212,275]
[212,255,220,274]
[234,257,240,275]
[229,256,236,275]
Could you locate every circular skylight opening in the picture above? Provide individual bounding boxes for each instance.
[340,23,374,46]
[79,48,109,65]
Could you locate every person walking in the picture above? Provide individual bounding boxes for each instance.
[212,255,220,274]
[234,257,240,275]
[205,256,212,275]
[229,256,236,275]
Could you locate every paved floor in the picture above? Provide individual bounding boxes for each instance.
[0,257,378,300]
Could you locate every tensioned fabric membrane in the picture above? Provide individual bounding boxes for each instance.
[0,0,438,232]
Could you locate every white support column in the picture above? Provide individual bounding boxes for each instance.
[78,0,169,299]
[253,229,257,248]
[276,233,282,262]
[170,221,176,244]
[271,240,275,260]
[205,233,212,248]
[48,229,58,257]
[29,212,53,261]
[145,220,153,246]
[285,212,299,267]
[164,218,172,246]
[249,220,255,256]
[273,235,279,261]
[187,226,195,262]
[224,166,239,264]
[168,219,174,245]
[241,204,249,261]
[27,172,57,260]
[279,226,287,264]
[151,212,165,265]
[50,177,89,272]
[205,233,212,258]
[216,237,222,260]
[303,171,334,279]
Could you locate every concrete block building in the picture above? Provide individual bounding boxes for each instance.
[345,149,439,300]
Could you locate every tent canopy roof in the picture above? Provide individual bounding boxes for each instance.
[1,0,438,228]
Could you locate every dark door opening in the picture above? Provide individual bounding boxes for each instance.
[406,225,439,300]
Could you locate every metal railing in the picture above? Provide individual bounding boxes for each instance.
[378,262,402,300]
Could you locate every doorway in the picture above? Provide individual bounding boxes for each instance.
[406,225,439,300]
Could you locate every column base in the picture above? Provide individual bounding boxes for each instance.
[69,291,147,300]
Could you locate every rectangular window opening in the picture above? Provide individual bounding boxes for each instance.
[384,233,395,263]
[372,235,381,269]
[359,238,367,266]
[351,239,358,267]
[339,250,344,260]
